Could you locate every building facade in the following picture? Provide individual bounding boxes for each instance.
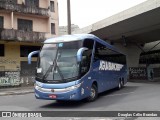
[0,0,59,87]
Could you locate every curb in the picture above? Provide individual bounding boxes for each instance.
[0,90,34,96]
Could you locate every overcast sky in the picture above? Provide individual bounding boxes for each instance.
[58,0,147,28]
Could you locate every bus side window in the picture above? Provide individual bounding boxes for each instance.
[81,55,88,74]
[94,42,102,61]
[81,39,94,75]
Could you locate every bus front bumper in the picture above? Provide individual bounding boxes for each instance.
[34,83,84,101]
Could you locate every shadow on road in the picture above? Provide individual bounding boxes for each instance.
[39,84,139,109]
[40,100,87,109]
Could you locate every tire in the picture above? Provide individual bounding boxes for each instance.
[117,80,122,90]
[121,79,124,87]
[86,84,98,102]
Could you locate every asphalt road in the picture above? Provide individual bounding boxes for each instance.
[0,82,160,112]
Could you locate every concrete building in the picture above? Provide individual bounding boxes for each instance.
[0,0,59,86]
[59,24,79,35]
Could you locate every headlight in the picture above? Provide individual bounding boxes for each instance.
[65,82,82,91]
[34,82,43,88]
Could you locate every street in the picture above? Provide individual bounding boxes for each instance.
[0,82,160,112]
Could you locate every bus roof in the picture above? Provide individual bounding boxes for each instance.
[44,34,124,54]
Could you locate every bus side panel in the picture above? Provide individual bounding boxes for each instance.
[91,60,112,93]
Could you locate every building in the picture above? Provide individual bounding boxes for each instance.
[59,24,79,35]
[0,0,59,87]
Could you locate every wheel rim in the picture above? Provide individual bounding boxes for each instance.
[90,87,96,99]
[119,82,121,89]
[121,80,123,86]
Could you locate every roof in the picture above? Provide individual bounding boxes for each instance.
[44,34,98,43]
[44,34,123,54]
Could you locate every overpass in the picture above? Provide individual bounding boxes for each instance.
[73,0,160,69]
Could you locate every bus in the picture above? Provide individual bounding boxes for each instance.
[28,34,127,102]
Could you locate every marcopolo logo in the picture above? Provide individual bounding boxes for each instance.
[99,61,124,71]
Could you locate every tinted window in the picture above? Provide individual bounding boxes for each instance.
[81,39,94,75]
[94,42,126,64]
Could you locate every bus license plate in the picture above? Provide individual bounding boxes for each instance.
[49,94,57,99]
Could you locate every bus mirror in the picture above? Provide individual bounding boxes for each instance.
[77,47,88,62]
[28,51,40,64]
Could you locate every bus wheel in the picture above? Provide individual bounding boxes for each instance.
[86,84,98,102]
[121,79,124,87]
[117,80,122,90]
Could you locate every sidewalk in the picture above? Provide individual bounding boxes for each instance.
[0,86,34,96]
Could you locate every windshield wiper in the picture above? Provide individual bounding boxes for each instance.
[42,46,59,81]
[42,60,55,81]
[42,48,65,82]
[54,62,65,82]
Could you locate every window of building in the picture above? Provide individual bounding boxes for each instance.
[25,0,39,7]
[0,16,4,28]
[50,1,55,12]
[20,45,41,57]
[0,44,4,56]
[18,19,33,31]
[51,23,55,34]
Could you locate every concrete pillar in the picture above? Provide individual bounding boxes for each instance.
[114,43,142,68]
[11,12,14,29]
[125,46,142,68]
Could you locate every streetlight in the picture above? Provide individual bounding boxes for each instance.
[67,0,71,34]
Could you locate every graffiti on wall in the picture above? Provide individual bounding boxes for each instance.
[0,71,20,86]
[129,67,147,80]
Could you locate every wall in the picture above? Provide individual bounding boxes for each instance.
[0,42,41,70]
[50,0,59,36]
[0,12,11,29]
[39,0,49,9]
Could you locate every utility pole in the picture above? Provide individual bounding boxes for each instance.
[67,0,71,34]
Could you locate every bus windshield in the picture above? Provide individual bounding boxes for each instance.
[36,41,82,83]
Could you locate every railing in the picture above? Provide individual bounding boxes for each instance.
[0,29,46,42]
[0,1,49,17]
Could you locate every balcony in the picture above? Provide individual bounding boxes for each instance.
[0,1,49,17]
[0,29,46,42]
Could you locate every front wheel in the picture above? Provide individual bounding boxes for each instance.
[86,84,98,102]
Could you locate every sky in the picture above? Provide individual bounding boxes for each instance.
[58,0,147,28]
